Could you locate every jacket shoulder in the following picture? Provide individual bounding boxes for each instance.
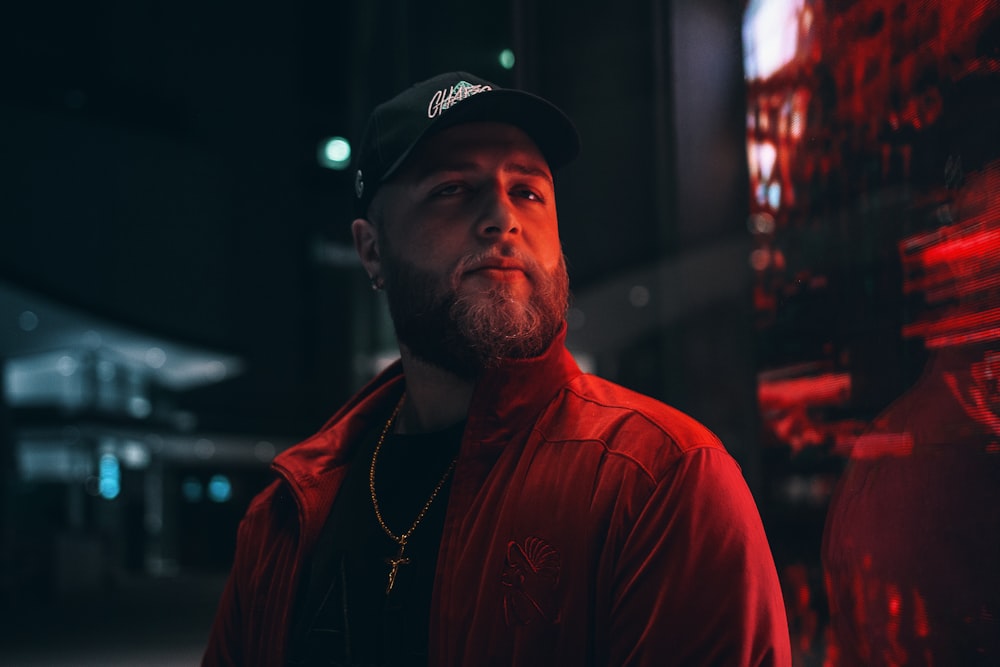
[235,477,296,541]
[541,374,728,476]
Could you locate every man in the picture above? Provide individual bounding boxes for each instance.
[203,72,791,666]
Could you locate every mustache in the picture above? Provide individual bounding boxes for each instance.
[449,246,543,287]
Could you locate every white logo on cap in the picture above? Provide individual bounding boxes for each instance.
[427,81,492,119]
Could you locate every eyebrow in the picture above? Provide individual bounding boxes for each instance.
[420,160,553,186]
[504,161,553,184]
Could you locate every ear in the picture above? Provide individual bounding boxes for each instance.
[352,217,382,283]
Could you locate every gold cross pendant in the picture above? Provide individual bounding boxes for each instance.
[384,543,411,595]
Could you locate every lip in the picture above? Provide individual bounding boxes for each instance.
[463,259,529,281]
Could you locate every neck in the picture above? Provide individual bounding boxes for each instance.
[396,344,476,434]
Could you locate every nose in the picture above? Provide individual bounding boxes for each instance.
[476,187,520,239]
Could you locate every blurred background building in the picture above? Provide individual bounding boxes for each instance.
[1,0,997,665]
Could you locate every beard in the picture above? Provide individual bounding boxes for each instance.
[381,245,570,380]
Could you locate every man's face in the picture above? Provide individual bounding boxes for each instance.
[365,122,569,378]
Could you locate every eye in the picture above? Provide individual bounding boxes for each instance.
[512,187,545,203]
[431,182,468,197]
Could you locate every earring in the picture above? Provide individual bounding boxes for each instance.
[370,276,384,291]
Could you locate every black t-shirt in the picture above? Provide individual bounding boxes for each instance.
[287,417,464,667]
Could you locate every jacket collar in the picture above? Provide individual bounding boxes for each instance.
[272,323,582,494]
[465,323,581,448]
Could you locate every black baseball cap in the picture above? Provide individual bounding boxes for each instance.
[353,71,580,217]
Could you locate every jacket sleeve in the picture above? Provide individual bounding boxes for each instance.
[200,478,306,667]
[607,446,791,666]
[201,518,249,667]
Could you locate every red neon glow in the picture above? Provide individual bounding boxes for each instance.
[758,370,868,452]
[848,432,914,460]
[906,228,1000,266]
[758,372,851,408]
[887,586,902,618]
[902,307,1000,340]
[900,164,1000,348]
[884,584,908,665]
[919,328,1000,350]
[913,591,930,640]
[903,267,1000,300]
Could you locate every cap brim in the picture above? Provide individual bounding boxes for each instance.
[381,88,580,184]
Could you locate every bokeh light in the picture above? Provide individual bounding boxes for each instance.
[499,49,516,70]
[318,136,352,170]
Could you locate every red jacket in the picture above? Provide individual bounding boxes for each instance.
[203,331,791,666]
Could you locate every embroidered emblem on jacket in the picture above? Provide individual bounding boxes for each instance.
[501,536,560,626]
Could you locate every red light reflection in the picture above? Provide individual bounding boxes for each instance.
[758,372,851,408]
[744,0,1000,659]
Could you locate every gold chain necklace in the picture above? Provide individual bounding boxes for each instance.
[369,394,458,595]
